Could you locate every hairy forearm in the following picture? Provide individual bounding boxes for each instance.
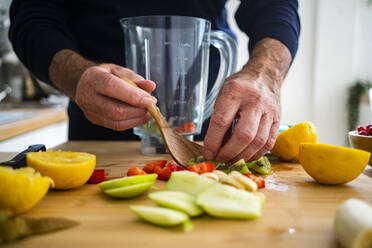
[48,49,96,99]
[241,38,292,93]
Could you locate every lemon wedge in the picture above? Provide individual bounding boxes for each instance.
[299,143,370,184]
[0,167,53,213]
[271,121,317,161]
[27,150,96,189]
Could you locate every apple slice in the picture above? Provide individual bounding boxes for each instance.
[166,171,217,197]
[129,205,189,226]
[149,191,203,217]
[98,174,157,191]
[104,182,153,198]
[197,184,263,219]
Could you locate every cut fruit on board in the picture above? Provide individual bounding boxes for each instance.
[196,184,263,219]
[98,174,157,191]
[148,191,203,217]
[165,171,217,197]
[129,205,190,227]
[103,182,154,198]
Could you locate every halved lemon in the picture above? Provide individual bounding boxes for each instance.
[0,167,53,213]
[299,143,370,184]
[271,121,317,161]
[27,150,96,189]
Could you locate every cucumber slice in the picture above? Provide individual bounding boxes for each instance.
[197,184,263,219]
[98,174,157,190]
[104,182,153,198]
[129,205,189,226]
[149,191,203,217]
[166,171,217,197]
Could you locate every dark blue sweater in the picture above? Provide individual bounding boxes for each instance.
[9,0,300,140]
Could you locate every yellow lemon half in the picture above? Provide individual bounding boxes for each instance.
[0,167,53,213]
[299,143,370,185]
[27,150,96,189]
[271,121,317,161]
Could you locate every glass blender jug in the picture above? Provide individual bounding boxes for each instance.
[120,16,237,155]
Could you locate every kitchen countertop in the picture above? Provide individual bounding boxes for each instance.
[1,141,372,248]
[0,107,68,141]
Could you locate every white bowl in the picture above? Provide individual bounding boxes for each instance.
[348,130,372,166]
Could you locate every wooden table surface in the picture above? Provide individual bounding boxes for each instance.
[1,141,372,248]
[0,107,67,141]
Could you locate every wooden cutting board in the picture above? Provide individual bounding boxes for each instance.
[2,141,372,248]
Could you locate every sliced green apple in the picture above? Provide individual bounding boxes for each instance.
[148,191,203,217]
[165,171,217,197]
[104,182,153,198]
[98,174,157,191]
[129,205,189,226]
[197,184,263,219]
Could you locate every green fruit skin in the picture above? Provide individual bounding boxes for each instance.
[197,184,262,219]
[104,182,154,198]
[148,191,203,217]
[129,205,189,226]
[165,171,216,197]
[98,174,157,191]
[246,156,272,175]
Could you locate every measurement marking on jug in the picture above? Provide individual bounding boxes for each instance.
[164,41,191,48]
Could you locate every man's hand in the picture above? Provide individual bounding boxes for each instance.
[75,64,156,131]
[49,49,156,131]
[203,38,292,163]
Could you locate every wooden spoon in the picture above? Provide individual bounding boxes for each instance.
[120,76,203,167]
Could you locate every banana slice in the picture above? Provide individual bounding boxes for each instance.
[218,173,245,190]
[212,170,228,180]
[334,198,372,248]
[230,171,257,192]
[201,173,219,181]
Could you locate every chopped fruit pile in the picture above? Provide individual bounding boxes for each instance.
[129,171,265,231]
[357,124,372,136]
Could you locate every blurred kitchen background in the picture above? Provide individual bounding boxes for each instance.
[0,0,371,152]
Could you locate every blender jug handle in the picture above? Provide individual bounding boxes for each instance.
[203,30,238,120]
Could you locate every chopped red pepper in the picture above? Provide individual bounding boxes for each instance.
[154,165,172,180]
[143,160,168,174]
[175,122,196,134]
[244,173,265,188]
[187,162,215,175]
[199,161,215,174]
[187,164,201,174]
[86,169,105,184]
[127,166,146,176]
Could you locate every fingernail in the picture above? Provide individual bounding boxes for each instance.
[141,97,156,106]
[204,150,214,160]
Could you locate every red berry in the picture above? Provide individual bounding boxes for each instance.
[359,130,369,136]
[358,126,366,132]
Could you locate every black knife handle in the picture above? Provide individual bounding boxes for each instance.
[0,144,46,169]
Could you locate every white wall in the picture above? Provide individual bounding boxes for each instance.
[226,0,372,146]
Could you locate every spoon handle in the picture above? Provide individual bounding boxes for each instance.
[120,76,169,128]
